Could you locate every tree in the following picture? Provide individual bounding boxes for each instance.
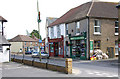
[30,29,42,40]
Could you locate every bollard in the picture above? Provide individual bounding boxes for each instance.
[65,58,72,74]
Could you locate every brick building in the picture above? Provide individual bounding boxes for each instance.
[116,3,120,62]
[9,35,39,54]
[47,1,119,59]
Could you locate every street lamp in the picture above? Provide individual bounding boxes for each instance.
[37,0,42,61]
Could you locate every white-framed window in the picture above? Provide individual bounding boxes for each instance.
[57,25,61,38]
[76,21,80,35]
[115,41,118,55]
[36,42,37,45]
[51,27,54,38]
[0,45,3,53]
[66,24,68,35]
[25,42,26,46]
[30,42,32,45]
[115,21,119,35]
[94,20,101,34]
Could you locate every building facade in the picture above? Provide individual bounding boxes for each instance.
[9,35,39,54]
[116,4,120,62]
[47,1,119,59]
[0,33,11,62]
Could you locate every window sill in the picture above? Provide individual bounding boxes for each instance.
[115,33,118,36]
[93,33,101,36]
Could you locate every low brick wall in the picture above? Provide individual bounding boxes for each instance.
[47,64,66,73]
[23,60,33,66]
[33,62,46,69]
[14,59,22,63]
[11,58,72,74]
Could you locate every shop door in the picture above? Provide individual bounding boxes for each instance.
[55,43,58,56]
[107,47,115,58]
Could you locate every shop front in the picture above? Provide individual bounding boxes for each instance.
[48,36,64,58]
[69,32,87,60]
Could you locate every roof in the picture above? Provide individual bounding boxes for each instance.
[9,35,38,42]
[48,1,118,27]
[0,16,7,22]
[0,34,10,45]
[46,17,57,27]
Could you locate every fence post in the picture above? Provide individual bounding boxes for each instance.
[65,58,72,74]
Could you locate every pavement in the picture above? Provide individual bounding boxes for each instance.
[1,57,119,77]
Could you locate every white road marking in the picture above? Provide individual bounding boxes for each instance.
[72,68,81,75]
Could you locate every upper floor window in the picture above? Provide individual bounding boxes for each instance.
[94,20,101,35]
[30,42,32,45]
[51,27,54,38]
[0,45,3,53]
[25,42,26,46]
[76,21,80,34]
[66,24,68,35]
[115,21,119,35]
[57,25,61,38]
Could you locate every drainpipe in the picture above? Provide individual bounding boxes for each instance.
[87,17,90,60]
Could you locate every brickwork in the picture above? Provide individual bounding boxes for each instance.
[89,18,118,55]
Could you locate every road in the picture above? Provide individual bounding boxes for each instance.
[3,54,118,77]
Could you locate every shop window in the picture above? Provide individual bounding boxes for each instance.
[115,21,119,35]
[76,21,80,35]
[94,20,101,34]
[57,25,61,38]
[115,41,118,55]
[94,40,101,49]
[66,24,68,35]
[0,45,3,53]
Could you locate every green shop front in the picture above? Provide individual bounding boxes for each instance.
[69,32,87,60]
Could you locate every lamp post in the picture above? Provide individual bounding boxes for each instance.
[37,0,42,61]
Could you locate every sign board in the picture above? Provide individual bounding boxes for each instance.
[39,39,42,43]
[70,36,84,40]
[90,40,93,53]
[49,42,53,44]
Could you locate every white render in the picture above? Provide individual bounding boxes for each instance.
[10,42,22,53]
[0,46,10,62]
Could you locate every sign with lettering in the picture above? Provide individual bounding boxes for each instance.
[90,40,93,53]
[70,36,84,40]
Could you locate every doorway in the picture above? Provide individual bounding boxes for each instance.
[107,47,115,58]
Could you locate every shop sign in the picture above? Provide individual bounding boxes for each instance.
[70,36,84,40]
[49,42,53,44]
[90,41,93,53]
[39,39,42,43]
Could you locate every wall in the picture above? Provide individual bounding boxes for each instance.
[0,46,10,62]
[118,7,120,61]
[89,18,118,55]
[65,19,88,57]
[10,42,22,53]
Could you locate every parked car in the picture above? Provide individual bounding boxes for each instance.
[32,52,49,58]
[25,51,32,54]
[31,52,39,58]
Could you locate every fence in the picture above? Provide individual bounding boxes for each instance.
[11,54,72,74]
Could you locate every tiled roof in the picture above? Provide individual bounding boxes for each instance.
[0,34,10,45]
[0,16,7,22]
[48,1,118,27]
[9,35,38,42]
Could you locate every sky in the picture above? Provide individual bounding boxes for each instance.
[0,0,119,39]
